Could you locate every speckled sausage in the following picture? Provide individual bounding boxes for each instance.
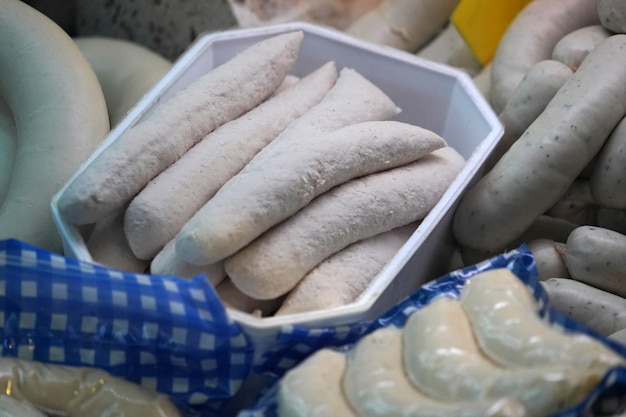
[225,147,465,300]
[545,179,598,225]
[590,115,626,209]
[58,31,303,225]
[597,207,626,235]
[598,0,626,33]
[403,295,603,416]
[278,349,357,417]
[564,225,626,297]
[488,59,573,168]
[453,35,626,253]
[0,395,47,417]
[541,277,626,336]
[124,61,337,260]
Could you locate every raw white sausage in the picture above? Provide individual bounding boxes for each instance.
[490,0,598,112]
[453,35,626,253]
[225,147,464,300]
[541,277,626,336]
[403,295,608,415]
[564,225,626,297]
[275,223,416,315]
[458,268,625,369]
[590,115,626,209]
[343,326,527,417]
[551,25,611,71]
[124,61,337,260]
[177,120,444,266]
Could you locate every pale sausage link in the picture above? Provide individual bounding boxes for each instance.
[490,0,598,112]
[176,119,443,266]
[225,147,464,300]
[0,0,110,252]
[124,61,337,260]
[453,35,626,253]
[564,225,626,298]
[0,358,181,417]
[57,31,303,225]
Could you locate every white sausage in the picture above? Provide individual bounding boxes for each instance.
[124,61,337,260]
[597,0,626,33]
[277,349,357,417]
[565,225,626,297]
[343,326,527,417]
[490,0,598,112]
[551,24,611,70]
[177,120,443,266]
[150,239,226,286]
[345,0,460,52]
[590,115,626,209]
[403,295,611,415]
[0,0,110,252]
[0,96,16,206]
[458,268,625,369]
[453,35,626,253]
[216,278,284,317]
[225,147,465,300]
[275,223,416,316]
[86,208,150,273]
[541,277,626,336]
[488,59,573,169]
[57,31,303,225]
[609,328,626,346]
[526,239,569,281]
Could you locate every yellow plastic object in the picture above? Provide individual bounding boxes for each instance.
[452,0,533,65]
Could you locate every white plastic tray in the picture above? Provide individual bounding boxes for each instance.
[51,22,502,359]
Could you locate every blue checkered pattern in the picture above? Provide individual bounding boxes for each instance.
[0,239,253,417]
[239,245,626,417]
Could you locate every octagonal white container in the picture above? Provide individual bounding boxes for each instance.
[51,22,502,361]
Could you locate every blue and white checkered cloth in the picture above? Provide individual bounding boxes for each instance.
[0,239,253,417]
[239,245,626,417]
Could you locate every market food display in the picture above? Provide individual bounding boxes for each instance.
[2,0,626,415]
[277,269,625,417]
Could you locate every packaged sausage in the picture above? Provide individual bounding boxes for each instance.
[238,245,626,417]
